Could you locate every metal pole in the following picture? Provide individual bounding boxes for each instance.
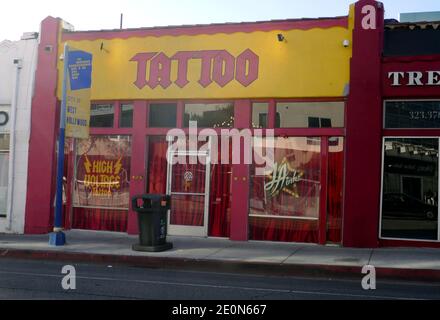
[120,13,123,29]
[50,43,69,246]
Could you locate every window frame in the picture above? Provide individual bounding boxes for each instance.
[119,102,134,128]
[383,99,440,130]
[72,134,133,211]
[249,98,346,137]
[90,102,116,129]
[148,101,179,128]
[0,133,10,218]
[379,136,440,243]
[183,101,235,129]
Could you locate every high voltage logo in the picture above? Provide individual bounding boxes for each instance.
[83,156,123,196]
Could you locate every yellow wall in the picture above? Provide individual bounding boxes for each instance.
[58,20,353,100]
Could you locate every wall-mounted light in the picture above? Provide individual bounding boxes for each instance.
[277,34,285,42]
[100,42,110,53]
[343,39,350,48]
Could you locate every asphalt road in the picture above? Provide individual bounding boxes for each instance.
[0,258,439,300]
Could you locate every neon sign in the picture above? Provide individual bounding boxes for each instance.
[264,159,303,198]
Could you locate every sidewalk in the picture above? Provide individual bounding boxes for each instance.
[1,230,440,282]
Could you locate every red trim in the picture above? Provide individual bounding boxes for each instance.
[127,101,148,235]
[343,0,384,248]
[176,101,184,128]
[383,129,440,136]
[383,54,440,63]
[380,239,440,249]
[274,128,345,136]
[90,128,132,135]
[319,137,329,245]
[268,99,276,129]
[62,17,348,42]
[113,101,121,128]
[382,58,440,98]
[234,99,251,129]
[229,100,252,241]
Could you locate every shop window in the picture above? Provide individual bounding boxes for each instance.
[0,134,10,217]
[184,103,234,128]
[381,138,439,241]
[249,137,321,243]
[72,135,132,232]
[252,103,269,128]
[119,103,133,128]
[275,102,344,128]
[90,104,114,128]
[149,103,177,128]
[385,101,440,129]
[147,136,168,194]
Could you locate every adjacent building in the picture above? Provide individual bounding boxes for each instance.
[0,33,38,233]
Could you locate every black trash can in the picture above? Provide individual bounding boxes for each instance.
[132,194,173,252]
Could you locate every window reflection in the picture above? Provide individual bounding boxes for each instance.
[184,103,234,128]
[119,104,133,128]
[90,104,114,128]
[385,101,440,129]
[149,103,177,128]
[252,103,269,128]
[381,138,439,241]
[276,102,344,128]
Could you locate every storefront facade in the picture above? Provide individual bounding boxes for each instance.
[25,4,355,245]
[379,20,440,247]
[24,0,439,248]
[344,2,440,248]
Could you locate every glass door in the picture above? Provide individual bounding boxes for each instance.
[166,145,211,237]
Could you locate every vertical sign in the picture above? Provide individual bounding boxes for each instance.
[66,49,93,139]
[50,44,92,246]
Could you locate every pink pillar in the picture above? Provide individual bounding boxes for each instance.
[127,101,147,235]
[25,17,61,234]
[343,0,384,248]
[230,100,251,241]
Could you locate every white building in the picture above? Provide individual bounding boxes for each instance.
[0,33,38,233]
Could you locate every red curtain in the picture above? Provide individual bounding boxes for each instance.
[147,138,168,194]
[250,218,319,243]
[72,207,128,232]
[327,148,344,243]
[209,161,232,238]
[249,139,321,243]
[70,136,131,232]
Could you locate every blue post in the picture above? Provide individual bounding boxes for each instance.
[49,44,69,246]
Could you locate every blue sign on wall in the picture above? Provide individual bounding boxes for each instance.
[68,50,92,91]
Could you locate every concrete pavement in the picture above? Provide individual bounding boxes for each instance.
[0,230,439,282]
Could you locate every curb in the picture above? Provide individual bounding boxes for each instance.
[1,248,439,283]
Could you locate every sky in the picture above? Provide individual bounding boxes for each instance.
[1,0,440,41]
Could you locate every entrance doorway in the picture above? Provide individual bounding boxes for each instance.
[166,142,211,237]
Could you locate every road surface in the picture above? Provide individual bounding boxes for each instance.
[0,258,439,300]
